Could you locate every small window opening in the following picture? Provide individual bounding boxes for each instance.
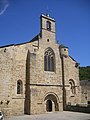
[47,39,49,42]
[75,63,79,68]
[69,79,76,95]
[64,49,66,51]
[34,49,37,52]
[17,80,23,94]
[4,48,6,52]
[46,21,51,31]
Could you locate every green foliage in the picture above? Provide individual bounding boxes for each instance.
[79,66,90,80]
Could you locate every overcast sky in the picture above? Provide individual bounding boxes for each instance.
[0,0,90,66]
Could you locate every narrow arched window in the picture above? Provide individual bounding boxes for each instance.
[69,79,76,94]
[44,48,55,72]
[46,21,51,31]
[17,80,23,94]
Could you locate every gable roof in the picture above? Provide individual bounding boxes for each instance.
[30,34,40,43]
[0,34,40,48]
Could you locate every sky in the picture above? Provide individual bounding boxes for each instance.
[0,0,90,67]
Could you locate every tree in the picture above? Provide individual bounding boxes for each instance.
[79,66,90,80]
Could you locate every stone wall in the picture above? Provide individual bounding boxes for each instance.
[80,80,90,104]
[63,56,81,105]
[66,104,90,113]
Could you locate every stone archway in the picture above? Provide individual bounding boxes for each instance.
[44,93,59,112]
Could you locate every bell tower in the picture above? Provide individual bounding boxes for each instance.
[40,14,56,43]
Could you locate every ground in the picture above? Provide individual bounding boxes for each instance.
[5,111,90,120]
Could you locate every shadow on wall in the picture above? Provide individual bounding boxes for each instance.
[24,50,31,115]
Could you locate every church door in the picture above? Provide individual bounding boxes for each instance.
[46,100,52,112]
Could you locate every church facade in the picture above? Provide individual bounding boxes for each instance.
[0,14,81,116]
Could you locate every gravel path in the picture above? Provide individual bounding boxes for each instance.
[5,111,90,120]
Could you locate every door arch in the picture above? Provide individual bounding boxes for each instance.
[44,93,59,112]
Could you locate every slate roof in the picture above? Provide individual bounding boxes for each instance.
[0,34,40,48]
[60,44,69,48]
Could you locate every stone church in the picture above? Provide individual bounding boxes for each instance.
[0,14,81,116]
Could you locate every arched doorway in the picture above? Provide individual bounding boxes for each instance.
[46,100,52,112]
[44,93,59,112]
